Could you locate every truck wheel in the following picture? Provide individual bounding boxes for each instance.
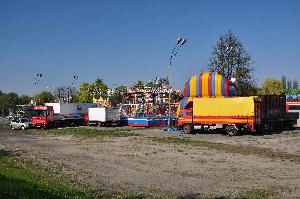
[11,125,15,130]
[182,124,192,134]
[21,126,25,130]
[226,125,238,136]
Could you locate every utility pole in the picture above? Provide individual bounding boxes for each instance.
[167,37,187,126]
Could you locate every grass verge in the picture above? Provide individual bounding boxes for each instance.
[0,149,148,199]
[30,127,137,138]
[0,120,10,129]
[150,137,300,163]
[0,149,90,199]
[238,188,276,199]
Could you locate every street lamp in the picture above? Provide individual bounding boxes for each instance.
[168,37,187,126]
[33,73,43,106]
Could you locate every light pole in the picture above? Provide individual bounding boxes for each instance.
[168,37,187,126]
[33,73,43,106]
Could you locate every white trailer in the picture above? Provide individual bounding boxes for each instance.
[286,101,300,127]
[45,103,99,126]
[88,107,120,126]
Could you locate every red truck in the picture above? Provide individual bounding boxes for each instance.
[31,106,58,128]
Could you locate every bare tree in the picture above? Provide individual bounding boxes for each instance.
[292,80,299,89]
[53,86,77,102]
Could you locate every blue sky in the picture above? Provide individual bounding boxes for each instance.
[0,0,299,95]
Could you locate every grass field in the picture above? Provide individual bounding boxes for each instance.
[0,127,143,199]
[0,148,146,199]
[0,149,90,199]
[1,127,298,198]
[30,127,137,138]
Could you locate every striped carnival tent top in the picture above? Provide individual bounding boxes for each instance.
[183,72,237,98]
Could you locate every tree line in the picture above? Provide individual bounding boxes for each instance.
[259,77,299,95]
[0,76,175,115]
[0,91,32,115]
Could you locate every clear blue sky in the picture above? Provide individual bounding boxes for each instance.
[0,0,299,95]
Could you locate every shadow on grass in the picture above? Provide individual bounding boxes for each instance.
[0,149,12,159]
[0,174,89,199]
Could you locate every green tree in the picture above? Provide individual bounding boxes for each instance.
[0,93,10,115]
[157,77,169,88]
[171,90,183,103]
[145,80,155,88]
[34,91,54,105]
[19,95,32,105]
[91,78,109,100]
[77,82,93,103]
[281,76,287,90]
[145,77,169,90]
[208,31,257,96]
[109,85,128,106]
[133,80,144,89]
[0,92,31,115]
[259,78,283,95]
[7,92,20,107]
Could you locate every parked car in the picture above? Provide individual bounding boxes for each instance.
[10,118,31,130]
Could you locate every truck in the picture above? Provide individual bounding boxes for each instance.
[177,95,298,135]
[31,103,99,128]
[177,72,298,135]
[88,107,120,126]
[31,106,58,128]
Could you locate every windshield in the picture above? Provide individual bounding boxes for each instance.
[21,118,28,123]
[32,110,47,117]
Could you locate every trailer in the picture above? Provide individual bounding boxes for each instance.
[46,103,98,115]
[286,100,300,127]
[88,107,120,126]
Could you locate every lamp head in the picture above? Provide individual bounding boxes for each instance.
[181,38,187,45]
[177,38,183,44]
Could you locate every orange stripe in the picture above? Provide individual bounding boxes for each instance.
[287,102,300,105]
[193,116,254,119]
[193,118,253,122]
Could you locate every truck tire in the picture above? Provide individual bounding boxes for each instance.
[226,125,238,136]
[182,124,193,134]
[11,125,15,130]
[21,126,25,130]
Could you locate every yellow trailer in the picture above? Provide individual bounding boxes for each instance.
[178,97,255,135]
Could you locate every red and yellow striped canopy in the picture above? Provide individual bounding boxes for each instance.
[184,72,235,97]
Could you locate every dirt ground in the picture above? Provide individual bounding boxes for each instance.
[1,127,300,198]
